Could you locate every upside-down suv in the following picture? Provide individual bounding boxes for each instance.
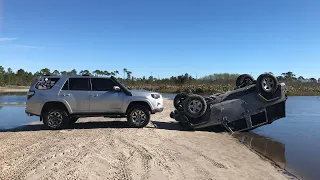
[170,73,288,133]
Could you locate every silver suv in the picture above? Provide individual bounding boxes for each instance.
[25,75,164,130]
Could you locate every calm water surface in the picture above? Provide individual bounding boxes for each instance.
[0,95,26,104]
[0,106,38,129]
[251,96,320,180]
[1,94,320,179]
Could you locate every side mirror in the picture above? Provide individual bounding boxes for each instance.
[113,86,121,92]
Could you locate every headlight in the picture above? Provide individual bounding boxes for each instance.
[151,94,160,99]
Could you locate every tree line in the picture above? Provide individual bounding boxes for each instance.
[0,66,319,87]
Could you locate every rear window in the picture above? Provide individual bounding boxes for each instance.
[35,78,60,90]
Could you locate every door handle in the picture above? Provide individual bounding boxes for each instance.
[62,94,70,97]
[90,94,98,97]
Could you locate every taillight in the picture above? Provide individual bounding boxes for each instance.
[27,91,35,100]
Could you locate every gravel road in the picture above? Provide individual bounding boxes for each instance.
[0,99,295,180]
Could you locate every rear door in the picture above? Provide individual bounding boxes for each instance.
[59,77,90,113]
[89,78,125,113]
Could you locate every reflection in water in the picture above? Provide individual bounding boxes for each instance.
[232,132,286,169]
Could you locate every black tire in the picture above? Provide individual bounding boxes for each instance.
[183,94,207,118]
[127,105,150,128]
[173,92,189,111]
[236,74,255,87]
[256,73,278,94]
[43,108,69,130]
[68,117,79,125]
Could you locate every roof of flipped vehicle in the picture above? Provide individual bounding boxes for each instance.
[38,75,112,79]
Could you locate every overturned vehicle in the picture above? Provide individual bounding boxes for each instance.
[170,73,288,133]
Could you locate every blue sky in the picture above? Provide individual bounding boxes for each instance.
[0,0,319,79]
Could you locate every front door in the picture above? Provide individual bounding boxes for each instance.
[59,78,91,113]
[89,78,125,113]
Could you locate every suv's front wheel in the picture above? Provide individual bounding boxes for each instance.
[127,105,150,128]
[43,108,70,130]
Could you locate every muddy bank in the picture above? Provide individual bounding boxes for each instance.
[0,99,296,180]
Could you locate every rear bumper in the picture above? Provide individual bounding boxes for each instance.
[25,109,40,117]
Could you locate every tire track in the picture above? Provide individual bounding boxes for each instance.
[112,152,133,180]
[0,132,63,180]
[179,143,227,169]
[150,129,228,169]
[38,130,115,179]
[116,137,151,180]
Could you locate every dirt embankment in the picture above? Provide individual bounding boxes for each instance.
[0,99,295,180]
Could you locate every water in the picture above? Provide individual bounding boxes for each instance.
[162,93,176,99]
[251,96,320,180]
[0,106,39,130]
[0,94,320,179]
[0,95,27,104]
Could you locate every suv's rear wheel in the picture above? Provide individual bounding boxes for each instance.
[127,105,150,128]
[43,108,69,130]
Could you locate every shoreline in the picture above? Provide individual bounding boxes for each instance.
[0,98,300,179]
[0,127,301,180]
[231,133,302,180]
[0,88,29,94]
[2,121,302,180]
[1,87,320,96]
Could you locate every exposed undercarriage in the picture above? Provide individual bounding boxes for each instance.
[170,73,287,133]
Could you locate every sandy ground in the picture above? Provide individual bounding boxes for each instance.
[0,99,297,180]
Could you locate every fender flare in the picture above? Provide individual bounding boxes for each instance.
[41,100,73,115]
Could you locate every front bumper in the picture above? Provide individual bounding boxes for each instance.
[152,107,164,114]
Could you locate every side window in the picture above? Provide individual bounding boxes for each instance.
[62,80,69,90]
[91,78,117,91]
[35,78,60,90]
[69,78,90,91]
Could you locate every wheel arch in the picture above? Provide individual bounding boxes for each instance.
[126,101,152,114]
[41,101,71,117]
